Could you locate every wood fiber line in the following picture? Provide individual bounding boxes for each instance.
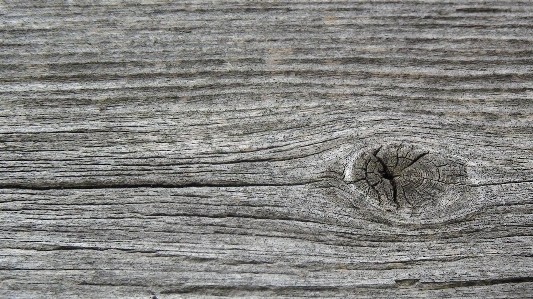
[1,0,533,298]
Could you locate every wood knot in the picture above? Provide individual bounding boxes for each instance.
[344,143,475,220]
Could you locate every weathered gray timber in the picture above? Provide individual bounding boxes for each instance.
[1,1,533,298]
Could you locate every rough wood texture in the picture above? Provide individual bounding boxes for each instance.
[1,1,533,298]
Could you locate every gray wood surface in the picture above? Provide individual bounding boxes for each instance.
[1,1,533,298]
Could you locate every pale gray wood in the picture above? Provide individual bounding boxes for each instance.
[1,1,532,298]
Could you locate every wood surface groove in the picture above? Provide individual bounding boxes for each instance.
[1,0,533,298]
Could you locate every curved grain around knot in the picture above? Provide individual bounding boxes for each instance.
[344,143,477,224]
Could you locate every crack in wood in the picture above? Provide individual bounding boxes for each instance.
[0,181,319,190]
[372,146,399,206]
[419,276,533,290]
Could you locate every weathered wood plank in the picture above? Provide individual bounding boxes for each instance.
[1,0,532,298]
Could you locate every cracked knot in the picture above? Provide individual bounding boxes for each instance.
[345,143,470,211]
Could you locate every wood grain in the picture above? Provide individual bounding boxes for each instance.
[1,1,532,298]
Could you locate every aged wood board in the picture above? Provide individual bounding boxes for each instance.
[1,1,533,298]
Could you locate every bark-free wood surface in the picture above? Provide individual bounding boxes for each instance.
[1,1,533,298]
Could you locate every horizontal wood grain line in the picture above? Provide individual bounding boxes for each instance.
[419,276,533,290]
[157,277,533,294]
[472,179,533,186]
[0,181,320,190]
[3,70,533,83]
